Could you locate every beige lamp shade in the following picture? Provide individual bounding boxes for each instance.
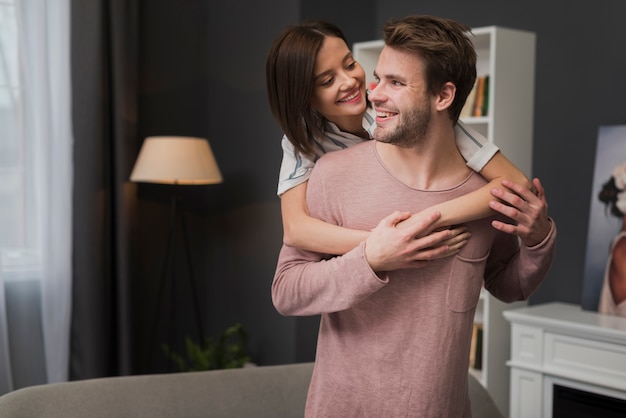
[130,136,223,185]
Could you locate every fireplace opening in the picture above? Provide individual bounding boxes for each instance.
[553,384,626,418]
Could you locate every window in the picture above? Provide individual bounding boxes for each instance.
[0,0,72,391]
[0,0,25,253]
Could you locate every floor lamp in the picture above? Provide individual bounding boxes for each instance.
[130,136,222,371]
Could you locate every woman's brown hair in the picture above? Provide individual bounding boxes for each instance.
[599,176,625,218]
[266,21,348,157]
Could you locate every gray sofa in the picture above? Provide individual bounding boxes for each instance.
[0,362,503,417]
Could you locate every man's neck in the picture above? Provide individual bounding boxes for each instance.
[375,124,471,190]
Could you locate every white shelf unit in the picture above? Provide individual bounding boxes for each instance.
[354,26,536,416]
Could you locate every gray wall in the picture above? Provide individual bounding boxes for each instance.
[140,0,306,368]
[140,0,626,367]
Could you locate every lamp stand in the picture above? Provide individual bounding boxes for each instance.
[151,193,205,371]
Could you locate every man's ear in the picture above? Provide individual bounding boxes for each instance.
[435,82,456,111]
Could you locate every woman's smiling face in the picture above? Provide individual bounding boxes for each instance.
[310,36,367,129]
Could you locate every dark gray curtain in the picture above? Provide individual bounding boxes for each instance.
[70,0,139,379]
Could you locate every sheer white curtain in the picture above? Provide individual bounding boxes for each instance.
[0,0,72,394]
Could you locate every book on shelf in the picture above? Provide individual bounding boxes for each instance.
[460,80,477,118]
[469,322,483,370]
[481,75,489,116]
[460,75,489,118]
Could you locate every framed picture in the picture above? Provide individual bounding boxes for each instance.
[581,125,626,316]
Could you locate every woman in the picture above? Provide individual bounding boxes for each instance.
[266,20,534,256]
[597,161,626,315]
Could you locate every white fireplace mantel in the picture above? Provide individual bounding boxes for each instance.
[503,302,626,418]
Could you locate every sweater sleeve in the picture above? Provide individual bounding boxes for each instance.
[272,242,388,316]
[483,219,557,302]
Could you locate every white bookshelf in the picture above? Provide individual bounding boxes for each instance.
[353,26,537,416]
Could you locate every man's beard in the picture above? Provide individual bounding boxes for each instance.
[374,104,431,148]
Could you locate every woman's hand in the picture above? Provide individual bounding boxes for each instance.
[489,178,551,247]
[365,211,469,271]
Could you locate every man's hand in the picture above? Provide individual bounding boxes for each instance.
[489,178,551,247]
[365,210,469,271]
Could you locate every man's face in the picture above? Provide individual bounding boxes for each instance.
[369,46,433,148]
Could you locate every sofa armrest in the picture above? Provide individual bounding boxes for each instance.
[469,372,504,418]
[0,363,502,418]
[0,362,314,418]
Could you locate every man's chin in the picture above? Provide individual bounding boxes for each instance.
[373,127,391,141]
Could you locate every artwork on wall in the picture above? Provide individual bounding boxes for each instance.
[582,125,626,316]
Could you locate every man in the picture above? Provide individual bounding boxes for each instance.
[272,15,556,417]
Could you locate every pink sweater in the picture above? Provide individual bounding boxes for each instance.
[272,141,556,417]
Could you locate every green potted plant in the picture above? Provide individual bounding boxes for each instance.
[163,322,252,371]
